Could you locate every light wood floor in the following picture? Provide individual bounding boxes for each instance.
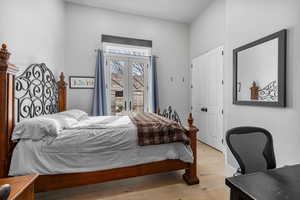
[36,142,229,200]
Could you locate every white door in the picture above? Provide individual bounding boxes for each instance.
[105,55,149,115]
[191,46,224,152]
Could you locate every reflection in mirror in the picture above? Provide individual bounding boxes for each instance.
[233,29,286,107]
[237,38,278,102]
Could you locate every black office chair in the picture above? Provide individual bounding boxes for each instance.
[226,127,276,175]
[0,184,11,200]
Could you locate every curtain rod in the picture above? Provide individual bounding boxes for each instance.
[94,49,159,58]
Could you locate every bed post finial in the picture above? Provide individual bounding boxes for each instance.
[0,44,10,65]
[187,113,193,127]
[0,44,18,177]
[59,72,65,81]
[156,108,160,115]
[57,72,67,112]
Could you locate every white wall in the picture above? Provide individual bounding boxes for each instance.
[190,0,225,59]
[64,3,190,119]
[0,0,65,76]
[224,0,300,168]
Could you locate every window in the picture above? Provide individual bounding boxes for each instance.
[103,43,151,115]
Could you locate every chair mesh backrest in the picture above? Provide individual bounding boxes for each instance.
[226,127,276,174]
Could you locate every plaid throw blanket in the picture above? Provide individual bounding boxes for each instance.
[128,112,190,146]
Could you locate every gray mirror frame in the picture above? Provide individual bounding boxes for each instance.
[233,29,287,107]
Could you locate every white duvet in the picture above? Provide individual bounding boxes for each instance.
[9,116,193,176]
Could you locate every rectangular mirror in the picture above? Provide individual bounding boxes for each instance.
[233,29,287,107]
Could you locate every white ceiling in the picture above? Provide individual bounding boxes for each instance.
[65,0,213,23]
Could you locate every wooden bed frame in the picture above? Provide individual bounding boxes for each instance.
[0,44,199,192]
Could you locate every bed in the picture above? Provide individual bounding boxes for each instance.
[0,44,199,192]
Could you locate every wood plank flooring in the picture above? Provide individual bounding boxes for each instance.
[36,142,229,200]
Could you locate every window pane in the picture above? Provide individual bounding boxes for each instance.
[131,61,146,112]
[110,59,126,115]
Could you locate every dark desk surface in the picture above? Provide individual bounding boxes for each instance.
[226,164,300,200]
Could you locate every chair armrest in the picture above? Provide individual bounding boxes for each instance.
[233,168,242,176]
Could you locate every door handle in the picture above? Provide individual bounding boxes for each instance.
[125,101,127,111]
[201,107,208,112]
[129,101,132,111]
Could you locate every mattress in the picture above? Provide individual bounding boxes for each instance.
[9,116,193,176]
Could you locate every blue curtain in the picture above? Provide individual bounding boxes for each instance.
[92,50,107,116]
[149,56,159,113]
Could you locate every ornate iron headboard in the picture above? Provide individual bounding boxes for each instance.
[159,106,182,126]
[258,80,278,101]
[15,63,59,122]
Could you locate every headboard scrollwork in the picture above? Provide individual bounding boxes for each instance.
[15,63,59,122]
[258,81,278,101]
[0,44,67,177]
[158,106,182,126]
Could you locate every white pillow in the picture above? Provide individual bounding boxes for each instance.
[58,109,88,121]
[49,113,78,129]
[12,116,61,141]
[12,110,87,141]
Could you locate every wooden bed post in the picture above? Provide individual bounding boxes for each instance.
[0,44,18,177]
[183,113,200,185]
[156,108,160,115]
[57,72,67,112]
